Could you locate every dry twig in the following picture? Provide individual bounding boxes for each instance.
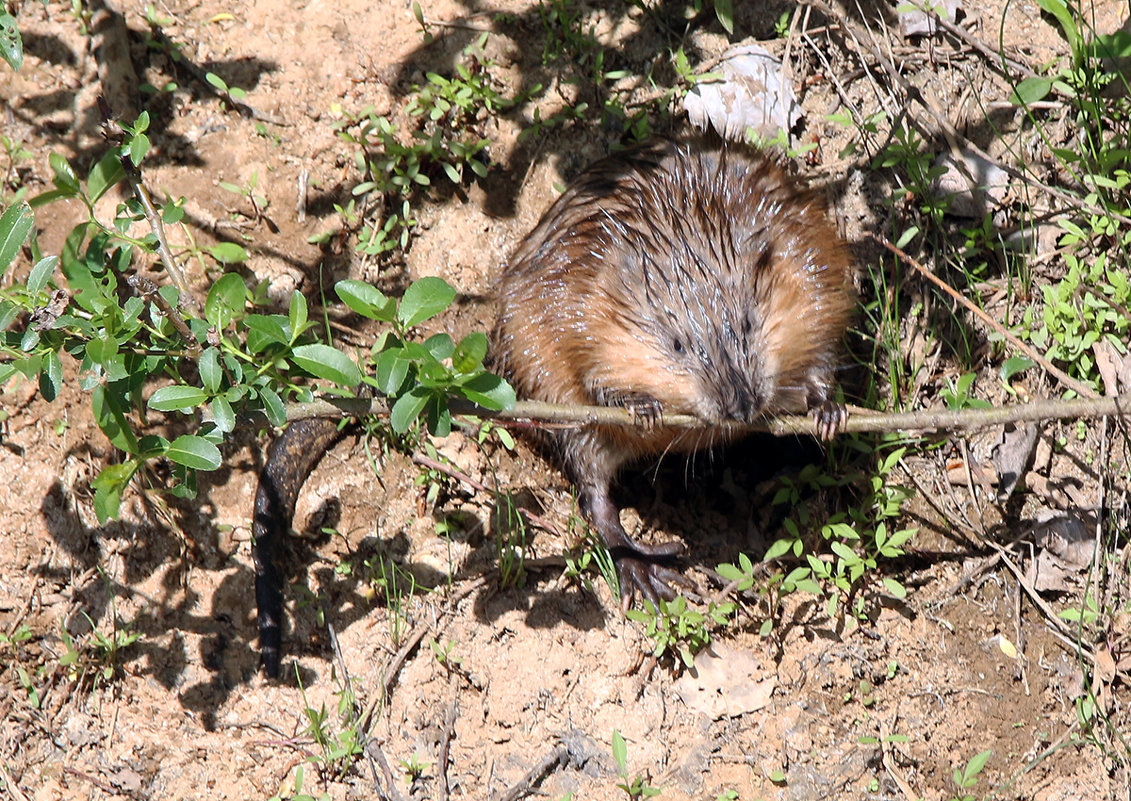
[874,233,1098,399]
[493,744,569,801]
[438,679,459,801]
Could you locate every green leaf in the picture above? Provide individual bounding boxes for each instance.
[211,396,236,433]
[1008,76,1052,105]
[335,279,396,322]
[398,276,456,327]
[39,350,62,402]
[390,387,431,434]
[426,395,453,437]
[244,314,290,349]
[259,386,286,426]
[205,71,228,91]
[716,562,754,591]
[162,200,184,224]
[91,384,139,453]
[423,332,454,361]
[452,332,488,372]
[92,461,137,523]
[762,538,793,561]
[1037,0,1079,59]
[148,385,210,412]
[611,730,628,775]
[1090,30,1131,60]
[209,242,249,265]
[288,290,308,342]
[291,344,362,387]
[894,225,919,249]
[457,372,515,410]
[205,272,247,328]
[130,110,151,134]
[882,577,907,598]
[830,541,857,562]
[87,151,126,204]
[375,347,411,395]
[49,153,79,194]
[166,435,222,470]
[714,0,734,34]
[19,327,39,352]
[0,12,24,71]
[1000,356,1036,383]
[26,255,58,295]
[0,202,34,279]
[27,188,75,208]
[199,347,222,393]
[959,749,992,787]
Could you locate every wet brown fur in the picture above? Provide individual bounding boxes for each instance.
[492,137,855,602]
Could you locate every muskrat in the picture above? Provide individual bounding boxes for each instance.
[492,137,855,606]
[252,137,854,677]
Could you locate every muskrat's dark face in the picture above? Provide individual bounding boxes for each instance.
[640,300,778,425]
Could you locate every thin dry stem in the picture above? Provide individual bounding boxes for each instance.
[874,233,1098,399]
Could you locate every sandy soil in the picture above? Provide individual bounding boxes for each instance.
[1,0,1128,799]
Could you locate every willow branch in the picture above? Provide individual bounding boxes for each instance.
[207,392,1131,437]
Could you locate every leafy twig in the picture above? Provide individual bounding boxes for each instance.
[144,26,289,125]
[98,98,196,305]
[126,274,199,355]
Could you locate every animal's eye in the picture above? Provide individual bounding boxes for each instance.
[672,337,684,354]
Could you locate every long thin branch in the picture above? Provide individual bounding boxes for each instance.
[214,390,1131,437]
[874,233,1098,399]
[904,0,1038,79]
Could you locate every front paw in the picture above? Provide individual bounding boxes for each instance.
[811,398,847,440]
[595,390,664,428]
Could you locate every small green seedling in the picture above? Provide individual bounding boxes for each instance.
[626,596,735,669]
[950,749,992,801]
[205,71,247,108]
[400,753,429,786]
[611,730,661,799]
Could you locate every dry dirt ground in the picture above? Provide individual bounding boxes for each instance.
[1,0,1130,799]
